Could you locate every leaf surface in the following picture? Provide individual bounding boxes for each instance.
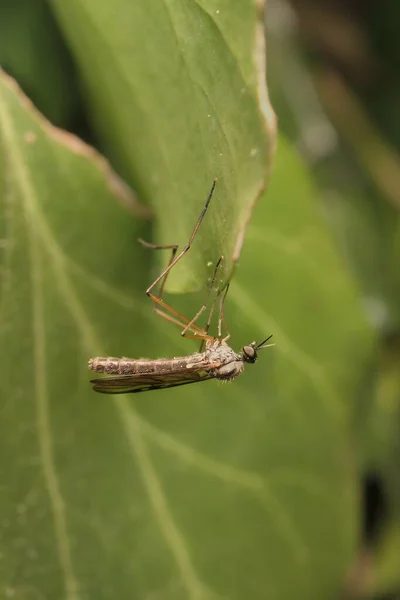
[48,0,276,290]
[0,72,374,599]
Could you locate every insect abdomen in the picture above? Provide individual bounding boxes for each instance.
[88,356,202,375]
[88,357,136,374]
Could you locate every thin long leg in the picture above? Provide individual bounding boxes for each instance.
[181,255,224,336]
[199,293,218,352]
[138,238,178,305]
[200,280,230,349]
[218,283,230,341]
[139,179,217,335]
[204,279,230,341]
[150,298,207,335]
[144,179,216,299]
[198,258,229,352]
[139,240,205,334]
[153,307,211,340]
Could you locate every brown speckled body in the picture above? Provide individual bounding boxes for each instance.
[88,338,244,381]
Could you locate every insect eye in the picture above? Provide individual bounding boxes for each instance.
[242,345,257,363]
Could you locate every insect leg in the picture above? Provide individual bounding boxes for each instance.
[139,239,205,334]
[152,306,212,340]
[181,255,224,337]
[139,179,217,335]
[198,294,218,352]
[138,238,178,306]
[197,256,228,352]
[218,283,230,341]
[142,179,216,299]
[199,279,230,350]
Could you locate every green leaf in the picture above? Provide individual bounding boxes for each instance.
[48,0,276,291]
[0,70,374,599]
[0,0,79,126]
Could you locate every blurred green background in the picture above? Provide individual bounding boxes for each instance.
[0,1,399,599]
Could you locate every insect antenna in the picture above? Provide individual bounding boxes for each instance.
[256,335,274,350]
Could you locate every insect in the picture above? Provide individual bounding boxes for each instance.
[88,180,273,394]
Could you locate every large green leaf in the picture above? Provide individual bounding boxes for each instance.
[0,70,373,599]
[48,0,276,291]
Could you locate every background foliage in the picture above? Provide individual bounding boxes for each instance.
[0,1,398,599]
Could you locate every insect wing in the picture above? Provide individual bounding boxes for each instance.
[91,370,214,394]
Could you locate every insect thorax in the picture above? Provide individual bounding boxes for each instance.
[205,339,244,381]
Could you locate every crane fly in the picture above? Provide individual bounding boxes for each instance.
[88,180,273,394]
